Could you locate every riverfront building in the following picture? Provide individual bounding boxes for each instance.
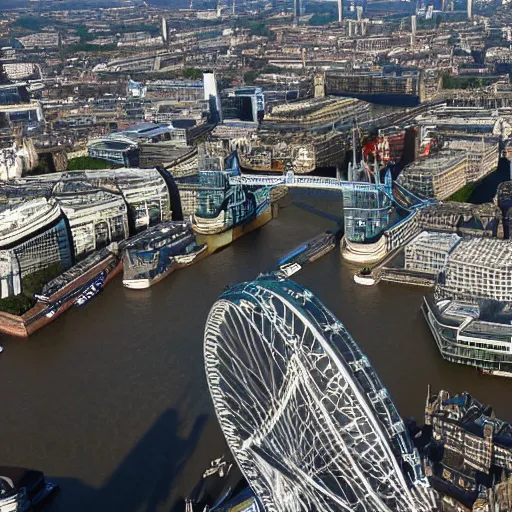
[397,151,468,200]
[436,238,512,303]
[443,138,499,182]
[83,168,175,232]
[404,232,460,275]
[416,202,502,238]
[0,199,72,299]
[423,238,512,376]
[53,185,129,261]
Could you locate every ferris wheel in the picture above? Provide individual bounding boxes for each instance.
[204,275,436,512]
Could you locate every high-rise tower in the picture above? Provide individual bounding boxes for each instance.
[203,72,223,123]
[161,17,168,45]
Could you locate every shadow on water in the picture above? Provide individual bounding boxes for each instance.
[47,410,208,512]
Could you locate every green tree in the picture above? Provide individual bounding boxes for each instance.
[68,156,114,171]
[182,68,203,80]
[243,70,259,84]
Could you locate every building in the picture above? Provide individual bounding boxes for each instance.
[87,134,140,167]
[416,202,501,238]
[262,97,369,132]
[88,168,175,232]
[203,72,222,123]
[144,80,204,102]
[324,69,423,105]
[52,184,129,261]
[87,123,195,166]
[443,138,499,182]
[16,32,60,49]
[423,237,512,375]
[398,152,468,200]
[436,237,512,303]
[220,86,264,124]
[422,389,512,511]
[0,198,72,299]
[0,138,39,181]
[2,62,38,80]
[404,231,461,275]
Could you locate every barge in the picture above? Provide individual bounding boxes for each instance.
[0,244,122,338]
[278,230,336,270]
[0,466,58,511]
[122,221,207,289]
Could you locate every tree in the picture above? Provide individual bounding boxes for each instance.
[244,70,259,84]
[182,68,203,80]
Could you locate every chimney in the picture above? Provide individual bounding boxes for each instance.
[338,0,343,22]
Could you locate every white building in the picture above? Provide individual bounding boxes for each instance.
[0,198,72,298]
[437,238,512,303]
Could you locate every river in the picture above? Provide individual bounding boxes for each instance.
[1,191,512,512]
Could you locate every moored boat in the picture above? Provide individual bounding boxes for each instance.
[354,273,377,286]
[75,271,106,307]
[277,262,302,277]
[0,244,122,338]
[278,231,336,268]
[481,368,512,378]
[122,221,207,289]
[0,466,58,511]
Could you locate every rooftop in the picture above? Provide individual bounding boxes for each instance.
[449,238,512,269]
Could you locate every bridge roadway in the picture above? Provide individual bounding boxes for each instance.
[228,172,375,192]
[229,171,429,212]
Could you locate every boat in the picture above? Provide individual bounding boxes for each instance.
[481,368,512,378]
[278,231,336,268]
[75,272,106,307]
[0,244,122,338]
[185,456,260,512]
[278,262,302,277]
[122,221,208,289]
[0,466,58,511]
[353,273,377,286]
